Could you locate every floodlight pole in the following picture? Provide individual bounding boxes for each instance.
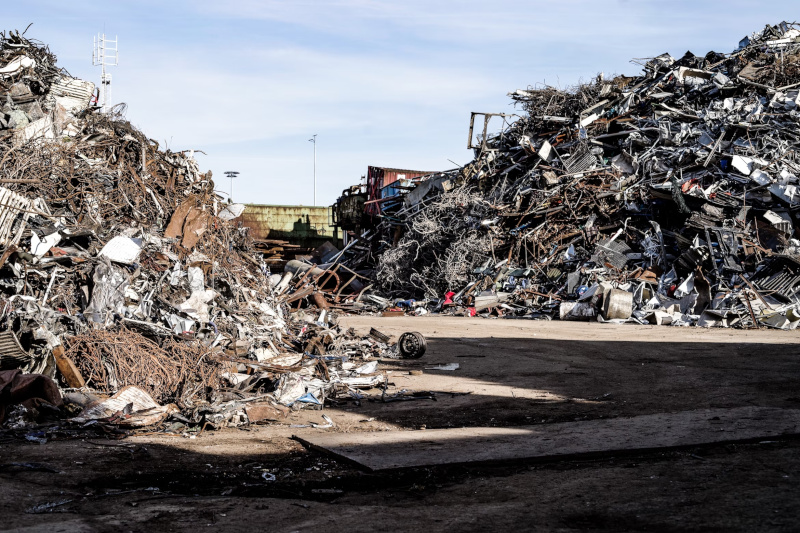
[309,134,317,206]
[224,171,239,202]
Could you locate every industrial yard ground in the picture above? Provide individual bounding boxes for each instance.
[2,317,799,532]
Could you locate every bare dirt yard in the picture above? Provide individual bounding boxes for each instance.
[2,317,800,532]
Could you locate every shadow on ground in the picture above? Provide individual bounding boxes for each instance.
[362,336,800,429]
[2,330,800,531]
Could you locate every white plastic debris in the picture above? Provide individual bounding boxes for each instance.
[0,55,35,78]
[98,236,143,265]
[217,203,246,221]
[30,231,61,259]
[731,155,754,175]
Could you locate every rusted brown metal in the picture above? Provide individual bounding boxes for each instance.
[311,291,329,309]
[52,344,85,388]
[244,402,289,422]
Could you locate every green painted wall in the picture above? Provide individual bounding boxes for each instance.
[238,204,339,247]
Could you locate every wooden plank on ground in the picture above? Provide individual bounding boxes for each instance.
[294,407,800,471]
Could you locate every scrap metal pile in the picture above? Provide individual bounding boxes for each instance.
[338,22,800,329]
[0,29,399,431]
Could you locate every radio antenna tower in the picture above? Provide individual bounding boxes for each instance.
[92,33,119,112]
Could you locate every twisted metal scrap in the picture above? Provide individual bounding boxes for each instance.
[376,186,494,298]
[65,328,220,405]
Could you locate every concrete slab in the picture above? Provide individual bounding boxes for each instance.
[295,407,800,471]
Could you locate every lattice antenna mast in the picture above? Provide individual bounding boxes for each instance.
[92,33,119,112]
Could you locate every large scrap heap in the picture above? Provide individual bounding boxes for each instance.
[339,22,800,329]
[0,29,394,428]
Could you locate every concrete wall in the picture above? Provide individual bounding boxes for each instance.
[238,204,340,247]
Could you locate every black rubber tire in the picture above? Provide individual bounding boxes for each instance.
[398,331,427,359]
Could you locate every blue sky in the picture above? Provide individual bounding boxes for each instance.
[4,1,797,205]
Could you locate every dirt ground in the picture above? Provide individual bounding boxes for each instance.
[2,317,800,532]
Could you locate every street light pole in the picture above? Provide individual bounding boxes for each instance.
[308,134,317,206]
[224,171,239,202]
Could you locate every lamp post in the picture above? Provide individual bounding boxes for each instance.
[224,171,239,202]
[308,134,317,206]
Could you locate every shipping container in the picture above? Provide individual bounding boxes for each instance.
[366,166,434,215]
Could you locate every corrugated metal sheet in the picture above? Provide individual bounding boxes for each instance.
[237,205,336,242]
[0,187,31,247]
[49,76,95,112]
[0,330,30,370]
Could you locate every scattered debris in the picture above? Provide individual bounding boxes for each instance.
[70,386,178,427]
[0,369,61,423]
[425,363,460,371]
